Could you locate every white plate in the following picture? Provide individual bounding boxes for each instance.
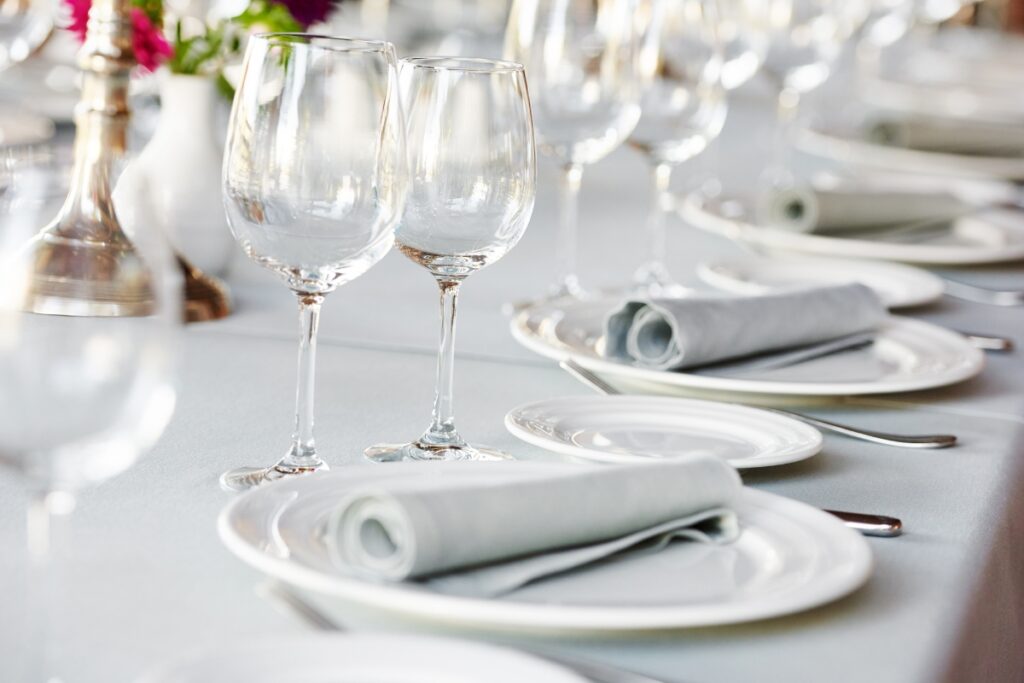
[697,256,945,308]
[135,633,588,683]
[218,462,873,633]
[505,396,822,469]
[795,125,1024,182]
[680,193,1024,265]
[511,298,984,398]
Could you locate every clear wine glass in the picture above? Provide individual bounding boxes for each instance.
[365,56,536,462]
[759,0,869,187]
[628,0,727,297]
[504,0,641,299]
[221,34,406,490]
[0,0,58,145]
[0,147,180,681]
[718,0,771,91]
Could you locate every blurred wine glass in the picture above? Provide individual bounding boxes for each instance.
[0,0,58,145]
[718,0,770,91]
[759,0,869,187]
[366,56,536,462]
[221,34,406,491]
[0,147,180,680]
[504,0,642,299]
[628,0,726,296]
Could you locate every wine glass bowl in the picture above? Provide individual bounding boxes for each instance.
[0,149,180,491]
[396,57,536,280]
[223,34,404,296]
[221,33,406,490]
[366,56,536,463]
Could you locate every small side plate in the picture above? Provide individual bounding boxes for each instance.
[506,395,823,469]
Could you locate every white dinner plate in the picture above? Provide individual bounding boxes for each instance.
[795,125,1024,182]
[135,633,588,683]
[680,193,1024,265]
[218,462,873,633]
[697,256,945,308]
[510,298,984,398]
[505,396,822,468]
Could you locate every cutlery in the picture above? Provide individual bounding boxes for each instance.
[825,510,903,537]
[258,581,671,683]
[942,278,1024,307]
[956,330,1015,352]
[559,359,957,449]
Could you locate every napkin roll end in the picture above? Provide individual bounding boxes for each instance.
[326,492,418,582]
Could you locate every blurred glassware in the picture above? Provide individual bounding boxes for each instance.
[504,0,642,299]
[365,56,536,463]
[220,34,406,491]
[718,0,770,90]
[759,0,869,188]
[0,146,181,681]
[0,0,59,144]
[627,0,727,296]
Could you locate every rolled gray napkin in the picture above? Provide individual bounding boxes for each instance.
[604,283,887,371]
[325,457,741,597]
[757,185,966,234]
[867,117,1024,157]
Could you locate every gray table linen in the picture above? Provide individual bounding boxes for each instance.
[867,116,1024,157]
[325,456,741,597]
[757,185,966,234]
[604,284,887,371]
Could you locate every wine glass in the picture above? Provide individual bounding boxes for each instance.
[759,0,869,186]
[504,0,641,299]
[718,0,771,91]
[0,147,180,681]
[0,0,58,145]
[628,0,727,296]
[365,56,536,462]
[221,34,406,490]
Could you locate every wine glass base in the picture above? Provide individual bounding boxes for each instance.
[219,460,329,492]
[364,442,512,463]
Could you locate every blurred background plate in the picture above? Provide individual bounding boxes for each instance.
[697,256,945,308]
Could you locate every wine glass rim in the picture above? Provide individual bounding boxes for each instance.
[252,33,395,54]
[401,56,525,74]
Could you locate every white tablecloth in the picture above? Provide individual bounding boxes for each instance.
[0,88,1022,683]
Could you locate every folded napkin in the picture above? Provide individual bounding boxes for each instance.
[757,185,966,234]
[325,457,741,597]
[604,283,887,371]
[867,117,1024,157]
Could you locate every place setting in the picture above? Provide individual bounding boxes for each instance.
[3,0,1024,681]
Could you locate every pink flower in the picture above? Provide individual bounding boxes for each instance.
[64,0,173,72]
[274,0,339,29]
[130,7,173,72]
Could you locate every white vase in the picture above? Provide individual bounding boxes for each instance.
[115,73,235,276]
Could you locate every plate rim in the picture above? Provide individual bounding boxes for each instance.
[218,465,874,633]
[510,306,985,397]
[503,395,823,469]
[695,257,946,309]
[679,193,1024,266]
[796,125,1024,181]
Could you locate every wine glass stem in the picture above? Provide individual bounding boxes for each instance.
[774,88,800,176]
[641,162,674,277]
[26,489,75,683]
[285,293,323,468]
[424,279,463,446]
[554,162,584,296]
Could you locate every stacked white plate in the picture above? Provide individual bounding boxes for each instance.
[219,462,874,633]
